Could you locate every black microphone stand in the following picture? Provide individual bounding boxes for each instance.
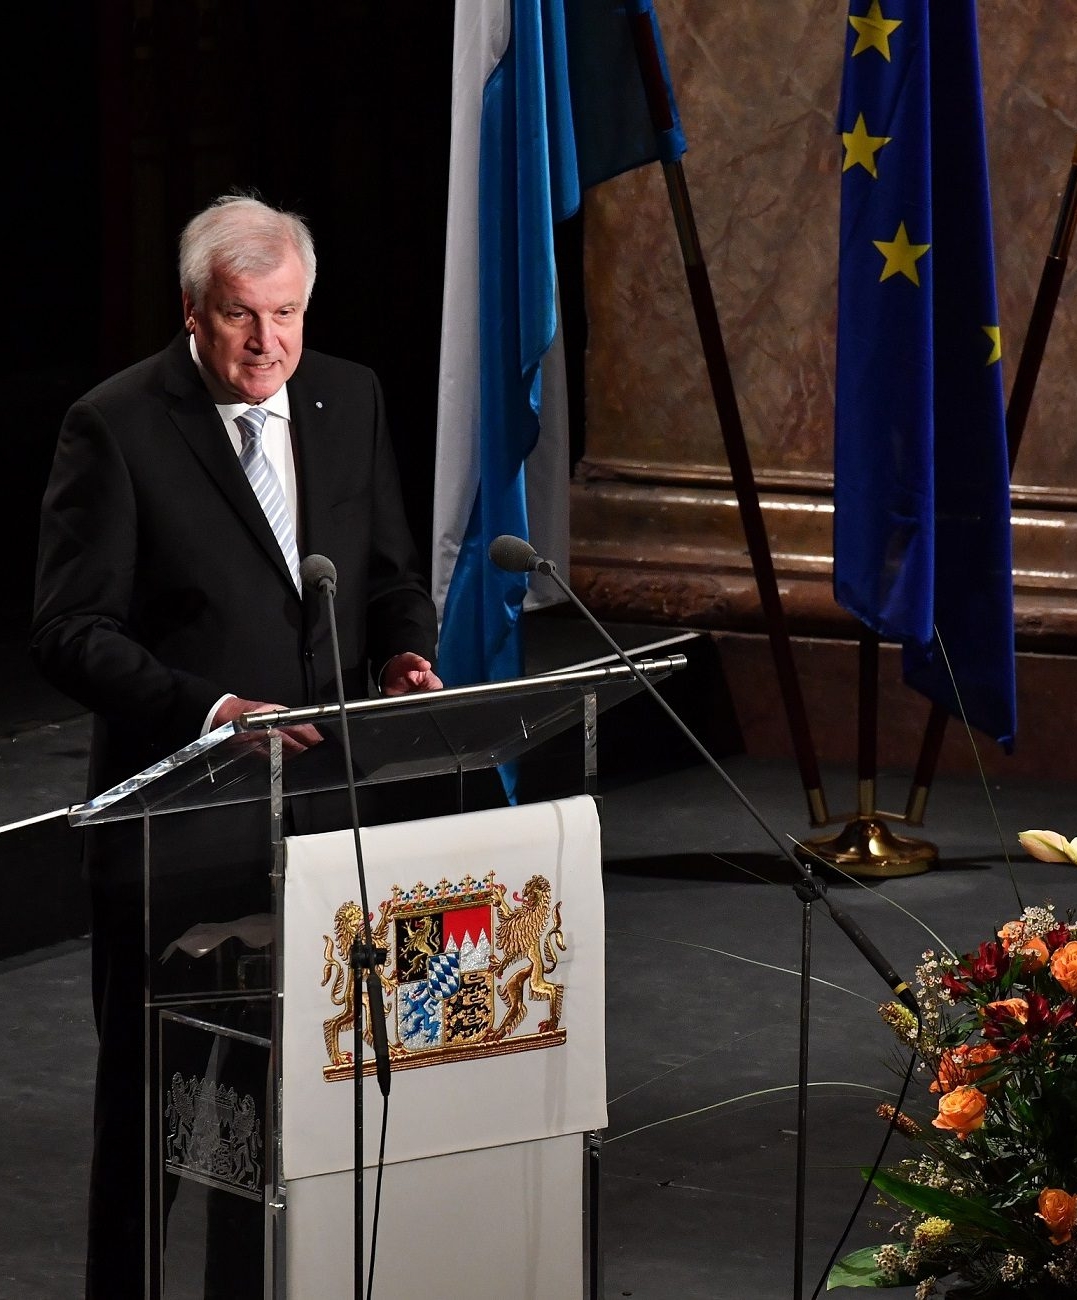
[488,535,919,1300]
[301,555,392,1300]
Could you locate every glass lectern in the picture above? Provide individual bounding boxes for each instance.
[69,655,686,1299]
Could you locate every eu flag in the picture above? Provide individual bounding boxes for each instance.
[833,0,1016,748]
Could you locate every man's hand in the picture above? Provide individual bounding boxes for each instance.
[381,653,444,696]
[211,696,323,753]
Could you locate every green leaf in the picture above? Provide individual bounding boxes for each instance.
[826,1246,906,1289]
[867,1168,1019,1240]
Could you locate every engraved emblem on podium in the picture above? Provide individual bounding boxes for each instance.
[320,871,567,1080]
[163,1073,264,1198]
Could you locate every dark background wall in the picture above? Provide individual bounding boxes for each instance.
[5,3,458,646]
[5,2,590,665]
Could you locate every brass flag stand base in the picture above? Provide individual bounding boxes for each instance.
[799,813,937,879]
[805,631,939,880]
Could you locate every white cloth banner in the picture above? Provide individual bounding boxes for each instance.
[282,795,606,1180]
[287,1136,585,1300]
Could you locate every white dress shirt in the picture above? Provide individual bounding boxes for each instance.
[188,336,299,734]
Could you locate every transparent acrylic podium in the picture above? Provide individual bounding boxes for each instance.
[69,655,685,1299]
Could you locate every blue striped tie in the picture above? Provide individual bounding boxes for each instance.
[236,406,300,590]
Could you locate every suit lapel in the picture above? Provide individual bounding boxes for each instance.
[287,367,338,561]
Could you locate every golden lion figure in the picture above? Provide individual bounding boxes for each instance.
[397,913,439,981]
[491,874,566,1040]
[321,899,393,1067]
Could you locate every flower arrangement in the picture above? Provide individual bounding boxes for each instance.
[827,830,1077,1298]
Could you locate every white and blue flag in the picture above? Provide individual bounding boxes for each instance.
[432,0,686,694]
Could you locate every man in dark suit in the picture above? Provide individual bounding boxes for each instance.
[31,192,443,1297]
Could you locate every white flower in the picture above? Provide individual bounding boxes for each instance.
[999,1253,1026,1281]
[1017,829,1077,864]
[873,1243,903,1282]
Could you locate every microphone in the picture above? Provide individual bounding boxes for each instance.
[301,554,392,1095]
[488,534,555,576]
[300,552,338,595]
[487,535,918,1016]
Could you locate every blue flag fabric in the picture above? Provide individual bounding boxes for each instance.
[437,0,578,694]
[435,0,686,698]
[833,0,1016,748]
[566,0,687,188]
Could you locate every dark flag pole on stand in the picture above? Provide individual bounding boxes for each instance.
[433,0,829,825]
[608,0,829,827]
[904,134,1077,825]
[807,0,1017,876]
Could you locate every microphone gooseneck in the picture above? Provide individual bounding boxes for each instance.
[303,551,389,1300]
[487,534,918,1016]
[304,552,391,1093]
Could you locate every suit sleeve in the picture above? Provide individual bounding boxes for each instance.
[30,400,224,749]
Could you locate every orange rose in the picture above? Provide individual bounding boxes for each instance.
[963,1043,1001,1078]
[930,1044,1001,1094]
[1037,1187,1077,1245]
[984,997,1029,1024]
[931,1085,988,1140]
[1016,937,1050,973]
[1050,941,1077,996]
[997,920,1027,951]
[997,921,1051,973]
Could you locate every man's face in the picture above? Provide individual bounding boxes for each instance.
[184,249,307,404]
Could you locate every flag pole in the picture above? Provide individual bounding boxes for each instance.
[904,133,1077,825]
[625,4,829,827]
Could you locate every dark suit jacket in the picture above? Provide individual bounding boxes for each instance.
[31,333,439,880]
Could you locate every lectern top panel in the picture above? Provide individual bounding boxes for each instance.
[68,656,686,824]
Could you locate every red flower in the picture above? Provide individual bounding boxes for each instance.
[982,998,1031,1050]
[1024,992,1054,1032]
[1044,925,1072,952]
[942,971,971,1001]
[981,992,1077,1051]
[968,941,1010,984]
[947,943,1010,998]
[1053,1000,1077,1030]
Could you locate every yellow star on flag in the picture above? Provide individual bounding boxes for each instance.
[842,112,891,176]
[873,222,930,285]
[849,1,902,61]
[982,325,1002,365]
